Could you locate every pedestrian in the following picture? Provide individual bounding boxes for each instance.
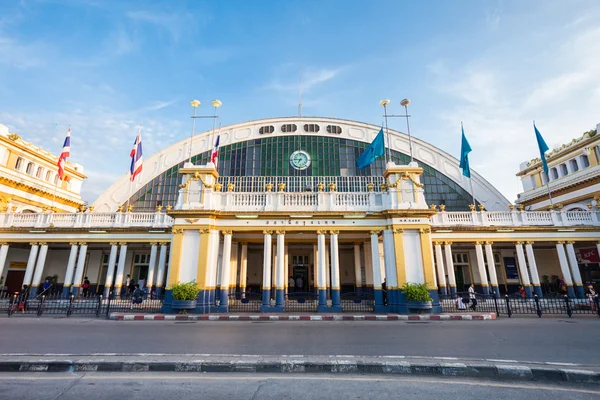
[288,276,295,292]
[468,284,477,311]
[82,276,90,297]
[17,285,29,313]
[125,275,131,293]
[455,296,466,310]
[295,276,303,292]
[517,285,526,299]
[42,278,52,295]
[382,279,388,306]
[586,284,597,311]
[131,284,144,309]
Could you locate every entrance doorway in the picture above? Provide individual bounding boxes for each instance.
[5,270,25,295]
[292,254,310,292]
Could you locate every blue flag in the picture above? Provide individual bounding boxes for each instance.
[459,126,472,178]
[534,123,549,176]
[357,128,385,169]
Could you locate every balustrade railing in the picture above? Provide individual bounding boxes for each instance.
[431,209,599,227]
[0,211,173,229]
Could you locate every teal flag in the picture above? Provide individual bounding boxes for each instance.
[459,126,472,178]
[534,123,550,176]
[357,128,385,169]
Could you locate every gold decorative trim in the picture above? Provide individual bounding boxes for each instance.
[275,230,285,235]
[263,230,273,235]
[419,228,431,234]
[222,230,233,235]
[184,218,199,224]
[172,229,183,235]
[199,228,211,234]
[370,230,382,235]
[329,230,339,235]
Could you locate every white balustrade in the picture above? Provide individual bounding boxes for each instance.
[485,212,513,226]
[431,209,599,227]
[0,211,173,229]
[563,210,593,226]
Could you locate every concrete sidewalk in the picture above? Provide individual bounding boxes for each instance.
[109,312,497,321]
[0,354,597,384]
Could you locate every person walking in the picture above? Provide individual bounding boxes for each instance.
[41,278,52,296]
[468,283,477,311]
[586,284,598,311]
[295,276,303,292]
[82,277,90,297]
[288,276,295,292]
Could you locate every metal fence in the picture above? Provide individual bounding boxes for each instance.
[440,292,600,318]
[5,293,164,318]
[340,292,375,312]
[228,292,262,312]
[285,292,319,312]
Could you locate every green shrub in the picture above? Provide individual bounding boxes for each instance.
[402,282,432,303]
[171,281,201,301]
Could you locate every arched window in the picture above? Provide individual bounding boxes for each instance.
[550,167,558,180]
[45,170,52,181]
[580,154,590,168]
[54,175,60,185]
[36,166,44,178]
[15,157,24,171]
[26,162,34,175]
[569,159,579,172]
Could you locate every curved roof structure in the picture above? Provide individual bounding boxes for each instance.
[92,116,509,212]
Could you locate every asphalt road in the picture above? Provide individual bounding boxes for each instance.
[2,373,599,399]
[0,317,597,364]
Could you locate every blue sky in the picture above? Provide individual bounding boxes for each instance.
[1,0,600,202]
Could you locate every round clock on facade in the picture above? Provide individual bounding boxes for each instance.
[290,150,311,170]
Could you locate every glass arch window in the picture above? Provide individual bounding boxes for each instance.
[126,136,479,211]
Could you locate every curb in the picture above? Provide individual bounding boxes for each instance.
[0,359,597,384]
[109,313,497,321]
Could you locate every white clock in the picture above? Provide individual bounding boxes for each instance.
[290,150,311,170]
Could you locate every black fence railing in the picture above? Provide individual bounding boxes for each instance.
[340,292,375,312]
[440,292,600,318]
[228,292,262,312]
[286,292,319,312]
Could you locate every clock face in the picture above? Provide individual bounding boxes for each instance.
[290,150,311,170]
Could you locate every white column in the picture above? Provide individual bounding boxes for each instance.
[155,243,168,289]
[146,242,159,289]
[364,241,374,288]
[474,242,489,293]
[353,243,362,289]
[556,242,574,285]
[317,231,327,291]
[0,243,10,285]
[565,242,583,286]
[313,243,319,289]
[434,242,447,289]
[63,243,79,289]
[325,245,331,289]
[444,242,457,289]
[330,231,340,290]
[103,243,119,296]
[209,230,221,290]
[484,242,499,290]
[524,242,541,287]
[382,229,397,290]
[515,242,531,286]
[378,241,386,282]
[219,231,233,302]
[275,231,285,307]
[240,243,248,290]
[31,243,49,290]
[370,231,382,289]
[229,242,239,289]
[284,245,289,290]
[272,244,277,287]
[262,231,272,291]
[22,243,40,287]
[114,243,128,293]
[72,243,88,292]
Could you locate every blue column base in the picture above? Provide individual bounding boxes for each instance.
[449,286,457,298]
[261,288,271,307]
[524,286,534,298]
[160,290,174,313]
[428,289,442,314]
[566,285,576,298]
[374,305,390,313]
[318,289,327,306]
[331,289,341,307]
[481,286,490,296]
[275,289,285,307]
[439,286,448,296]
[71,286,79,297]
[491,285,500,297]
[533,285,543,297]
[155,287,164,297]
[374,289,383,308]
[30,285,39,297]
[575,285,585,298]
[62,286,71,298]
[260,305,285,313]
[215,287,221,301]
[219,288,229,307]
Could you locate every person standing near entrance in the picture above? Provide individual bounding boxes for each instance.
[468,284,477,311]
[288,276,295,292]
[295,276,303,292]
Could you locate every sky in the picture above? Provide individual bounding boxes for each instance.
[1,0,600,203]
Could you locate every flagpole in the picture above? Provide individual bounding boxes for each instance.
[126,124,142,211]
[379,100,391,166]
[51,124,69,213]
[534,120,554,209]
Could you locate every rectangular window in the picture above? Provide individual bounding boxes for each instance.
[580,154,590,168]
[569,159,579,172]
[559,164,568,176]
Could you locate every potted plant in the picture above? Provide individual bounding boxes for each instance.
[170,281,201,314]
[402,282,433,314]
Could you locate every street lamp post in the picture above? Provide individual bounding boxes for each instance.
[379,99,391,165]
[187,99,222,165]
[380,98,414,164]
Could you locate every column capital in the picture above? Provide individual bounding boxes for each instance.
[392,228,403,234]
[329,230,339,235]
[484,241,494,245]
[474,241,483,246]
[419,227,431,234]
[443,241,453,246]
[0,242,7,246]
[70,242,80,246]
[385,225,393,230]
[29,242,38,246]
[556,241,565,245]
[172,228,184,235]
[118,242,127,246]
[566,241,575,245]
[222,230,233,236]
[263,230,273,235]
[317,230,327,235]
[199,228,211,234]
[159,242,168,246]
[275,230,286,235]
[525,241,534,245]
[433,241,441,246]
[38,242,48,246]
[78,242,87,246]
[149,242,158,246]
[369,229,382,236]
[514,241,524,246]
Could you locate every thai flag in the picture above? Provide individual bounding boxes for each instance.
[129,129,143,182]
[57,128,71,181]
[211,134,220,166]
